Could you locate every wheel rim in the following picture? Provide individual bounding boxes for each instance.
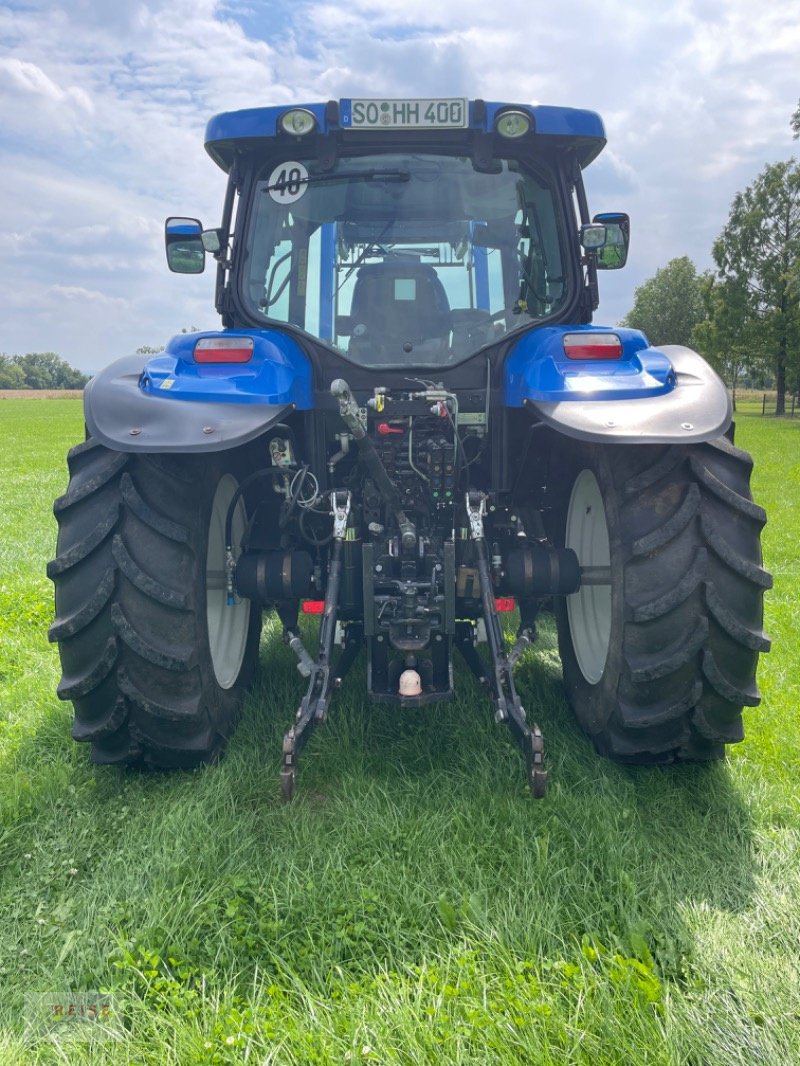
[565,469,612,685]
[206,474,251,690]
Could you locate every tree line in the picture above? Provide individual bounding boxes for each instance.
[622,104,800,415]
[0,328,201,390]
[0,352,89,390]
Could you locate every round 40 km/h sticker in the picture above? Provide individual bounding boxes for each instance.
[267,161,309,204]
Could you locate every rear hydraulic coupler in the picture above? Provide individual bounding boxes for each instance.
[330,378,417,551]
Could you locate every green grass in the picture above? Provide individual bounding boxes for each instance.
[0,400,798,1064]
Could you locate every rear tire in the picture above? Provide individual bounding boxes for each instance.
[48,440,262,768]
[552,436,771,762]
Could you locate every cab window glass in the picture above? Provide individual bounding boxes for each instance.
[243,153,569,366]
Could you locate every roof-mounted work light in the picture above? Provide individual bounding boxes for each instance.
[495,110,531,138]
[279,108,317,136]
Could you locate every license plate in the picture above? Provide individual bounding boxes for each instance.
[342,98,468,130]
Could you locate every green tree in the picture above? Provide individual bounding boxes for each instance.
[0,355,26,388]
[712,159,800,414]
[693,275,769,404]
[620,256,707,347]
[792,99,800,140]
[9,352,89,389]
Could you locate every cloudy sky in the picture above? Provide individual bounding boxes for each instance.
[1,0,797,373]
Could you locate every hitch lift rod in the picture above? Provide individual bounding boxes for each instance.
[458,491,548,798]
[280,490,354,801]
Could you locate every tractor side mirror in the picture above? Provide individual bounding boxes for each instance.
[165,217,205,274]
[592,212,630,270]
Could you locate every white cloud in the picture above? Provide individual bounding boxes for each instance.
[0,58,93,111]
[48,285,132,309]
[0,0,797,369]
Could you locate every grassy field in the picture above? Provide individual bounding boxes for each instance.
[0,399,797,1064]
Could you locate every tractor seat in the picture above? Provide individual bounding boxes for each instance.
[346,261,451,364]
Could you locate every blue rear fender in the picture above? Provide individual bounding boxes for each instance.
[141,329,313,407]
[84,330,314,454]
[504,325,674,404]
[503,325,731,444]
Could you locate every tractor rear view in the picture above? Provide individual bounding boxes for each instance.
[48,98,771,798]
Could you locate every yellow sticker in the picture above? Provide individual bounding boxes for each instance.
[160,378,175,390]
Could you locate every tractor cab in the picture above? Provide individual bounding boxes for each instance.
[167,98,628,370]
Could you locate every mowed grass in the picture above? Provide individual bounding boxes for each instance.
[0,399,798,1065]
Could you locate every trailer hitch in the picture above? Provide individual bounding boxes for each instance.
[456,491,548,798]
[280,490,361,801]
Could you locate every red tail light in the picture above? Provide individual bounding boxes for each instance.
[301,600,326,614]
[194,337,254,363]
[495,597,516,612]
[563,333,622,360]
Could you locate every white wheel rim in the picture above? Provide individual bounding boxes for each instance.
[206,474,251,690]
[565,469,611,685]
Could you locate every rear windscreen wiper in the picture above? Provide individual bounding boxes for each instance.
[264,169,410,193]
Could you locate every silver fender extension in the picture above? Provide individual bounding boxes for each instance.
[83,354,294,453]
[525,346,732,444]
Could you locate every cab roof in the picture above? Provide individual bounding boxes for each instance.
[204,99,606,172]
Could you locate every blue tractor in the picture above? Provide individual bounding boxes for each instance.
[48,98,770,798]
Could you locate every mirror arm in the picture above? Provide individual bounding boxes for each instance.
[585,251,599,313]
[215,165,238,324]
[572,169,598,314]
